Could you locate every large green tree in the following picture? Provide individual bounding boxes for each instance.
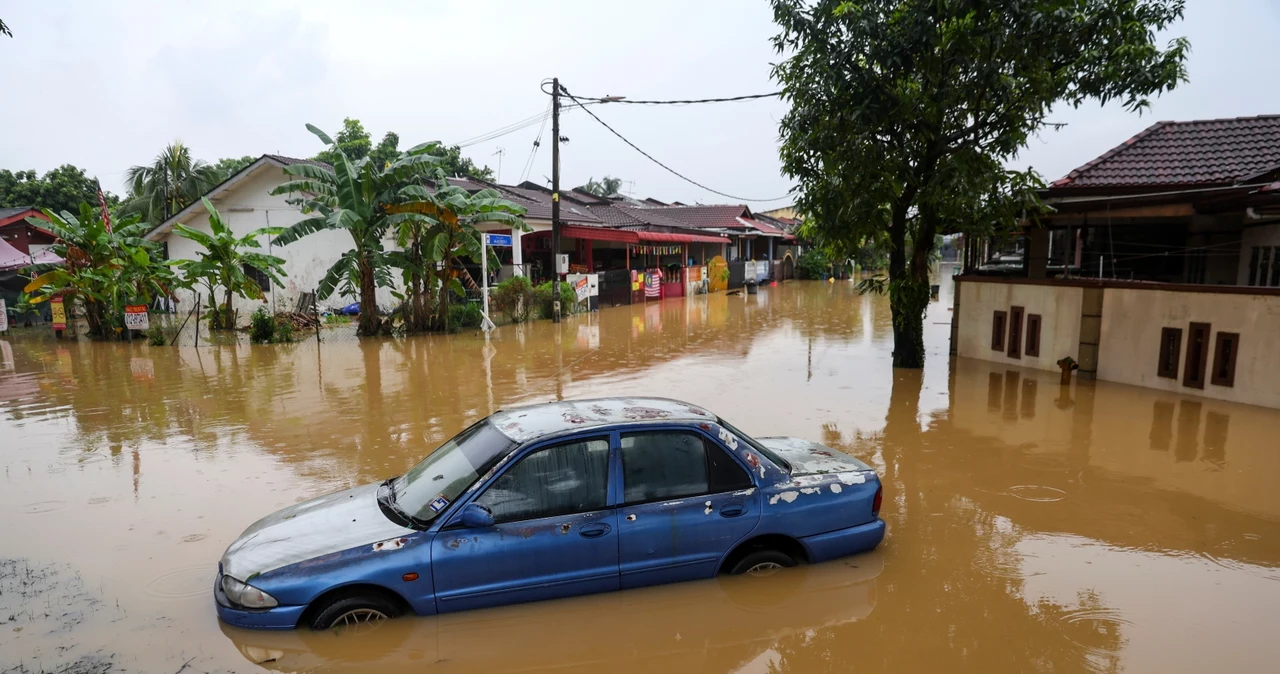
[211,155,257,182]
[123,141,220,224]
[771,0,1189,368]
[313,118,494,180]
[171,197,286,330]
[0,165,118,214]
[272,124,448,337]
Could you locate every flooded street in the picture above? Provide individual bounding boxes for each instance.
[3,278,1279,673]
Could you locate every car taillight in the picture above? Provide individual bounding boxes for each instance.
[872,484,883,516]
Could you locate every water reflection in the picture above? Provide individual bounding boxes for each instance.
[2,281,1279,673]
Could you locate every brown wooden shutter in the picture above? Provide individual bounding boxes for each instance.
[1157,328,1182,379]
[1183,322,1210,389]
[1007,306,1024,359]
[991,311,1006,351]
[1210,332,1240,387]
[1025,314,1042,358]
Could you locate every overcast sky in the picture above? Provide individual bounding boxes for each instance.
[2,0,1277,206]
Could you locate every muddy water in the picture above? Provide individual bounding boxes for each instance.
[2,278,1279,673]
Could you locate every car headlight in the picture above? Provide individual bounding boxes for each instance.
[221,575,279,609]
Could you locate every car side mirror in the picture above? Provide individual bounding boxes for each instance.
[460,503,495,528]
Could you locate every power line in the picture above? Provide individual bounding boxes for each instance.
[456,110,551,148]
[542,82,781,106]
[519,98,554,184]
[558,86,792,203]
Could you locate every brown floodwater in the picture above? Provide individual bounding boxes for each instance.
[2,275,1279,673]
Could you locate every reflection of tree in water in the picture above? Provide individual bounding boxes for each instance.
[764,370,1126,672]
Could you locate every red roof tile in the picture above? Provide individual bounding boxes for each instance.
[1052,115,1280,189]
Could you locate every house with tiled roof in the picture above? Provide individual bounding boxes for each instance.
[142,154,409,319]
[953,115,1280,410]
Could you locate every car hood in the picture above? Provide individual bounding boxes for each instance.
[220,482,414,580]
[756,437,874,476]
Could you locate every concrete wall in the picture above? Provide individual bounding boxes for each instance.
[157,163,401,322]
[1098,287,1280,409]
[955,280,1083,373]
[1238,222,1280,285]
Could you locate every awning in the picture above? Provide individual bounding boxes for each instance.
[636,231,729,244]
[561,225,639,244]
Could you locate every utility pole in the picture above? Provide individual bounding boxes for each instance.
[550,77,562,323]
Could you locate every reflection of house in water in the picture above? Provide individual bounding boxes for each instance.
[953,115,1280,409]
[950,357,1280,567]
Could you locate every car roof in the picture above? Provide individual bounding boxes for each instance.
[488,397,718,444]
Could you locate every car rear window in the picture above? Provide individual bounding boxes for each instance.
[717,418,792,473]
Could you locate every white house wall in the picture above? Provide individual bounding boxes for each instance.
[955,280,1083,373]
[159,164,402,322]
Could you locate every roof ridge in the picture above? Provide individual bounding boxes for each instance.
[1161,113,1280,125]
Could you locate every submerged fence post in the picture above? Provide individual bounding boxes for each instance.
[314,292,321,345]
[194,293,201,348]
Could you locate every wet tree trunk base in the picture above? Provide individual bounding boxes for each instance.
[889,276,930,369]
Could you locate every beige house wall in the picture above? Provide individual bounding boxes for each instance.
[955,280,1083,373]
[1098,287,1280,409]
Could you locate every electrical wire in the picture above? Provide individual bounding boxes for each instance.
[558,86,792,203]
[456,110,551,148]
[541,81,781,106]
[519,98,554,184]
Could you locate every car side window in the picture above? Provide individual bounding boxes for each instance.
[474,436,610,524]
[621,430,752,504]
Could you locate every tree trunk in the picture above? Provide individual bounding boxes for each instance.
[357,256,380,337]
[887,197,928,369]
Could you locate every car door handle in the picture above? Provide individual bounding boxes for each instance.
[579,524,611,538]
[720,504,746,518]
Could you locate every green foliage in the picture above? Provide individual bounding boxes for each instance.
[0,165,118,215]
[491,275,533,322]
[122,141,220,224]
[313,118,374,167]
[249,307,296,344]
[796,249,832,280]
[532,281,579,319]
[771,0,1189,367]
[369,132,400,169]
[9,292,39,327]
[274,123,519,336]
[437,144,494,181]
[171,197,285,330]
[249,307,276,343]
[311,118,492,180]
[22,204,176,339]
[576,176,624,197]
[211,156,256,182]
[446,301,483,331]
[146,324,167,346]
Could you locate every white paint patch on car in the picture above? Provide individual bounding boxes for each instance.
[768,491,800,505]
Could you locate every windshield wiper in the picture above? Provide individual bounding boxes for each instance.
[377,480,423,529]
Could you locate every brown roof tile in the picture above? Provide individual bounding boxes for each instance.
[647,205,753,229]
[1053,115,1280,189]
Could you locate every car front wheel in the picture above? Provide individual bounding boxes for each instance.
[728,549,797,577]
[308,593,402,631]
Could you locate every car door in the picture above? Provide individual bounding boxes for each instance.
[616,428,760,589]
[430,434,619,613]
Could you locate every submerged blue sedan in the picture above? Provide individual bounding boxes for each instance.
[215,398,886,630]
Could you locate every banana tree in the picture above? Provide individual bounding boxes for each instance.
[24,204,175,338]
[171,197,285,329]
[414,172,528,330]
[271,124,446,337]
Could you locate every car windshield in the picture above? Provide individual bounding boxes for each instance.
[391,420,515,522]
[717,417,793,473]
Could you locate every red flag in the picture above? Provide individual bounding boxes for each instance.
[96,179,112,233]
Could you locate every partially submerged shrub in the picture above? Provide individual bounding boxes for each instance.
[492,275,534,323]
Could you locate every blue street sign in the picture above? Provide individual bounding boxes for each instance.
[483,233,513,247]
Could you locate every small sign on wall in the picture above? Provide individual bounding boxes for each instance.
[124,305,149,331]
[0,299,8,332]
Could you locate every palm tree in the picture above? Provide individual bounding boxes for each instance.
[171,197,286,330]
[124,141,220,224]
[271,124,449,336]
[577,176,624,197]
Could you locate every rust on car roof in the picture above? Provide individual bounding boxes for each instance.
[488,397,717,443]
